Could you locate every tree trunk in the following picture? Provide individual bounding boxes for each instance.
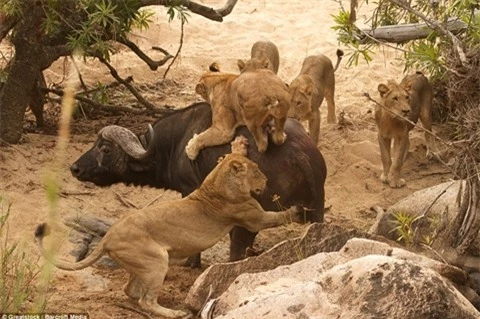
[0,6,57,143]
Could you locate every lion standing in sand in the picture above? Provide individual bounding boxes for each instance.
[288,49,344,145]
[376,72,434,188]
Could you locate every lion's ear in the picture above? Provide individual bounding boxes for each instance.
[237,59,246,71]
[304,84,314,97]
[402,81,413,91]
[209,62,220,72]
[261,57,270,69]
[195,83,206,96]
[229,159,247,174]
[378,83,390,97]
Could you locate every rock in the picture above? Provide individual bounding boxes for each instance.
[186,223,375,311]
[369,180,480,269]
[64,214,118,268]
[369,180,463,239]
[211,238,480,319]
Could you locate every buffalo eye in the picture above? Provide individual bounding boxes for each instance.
[100,145,111,155]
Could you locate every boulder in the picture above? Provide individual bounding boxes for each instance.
[185,223,374,311]
[211,238,480,319]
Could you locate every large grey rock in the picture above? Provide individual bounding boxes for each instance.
[212,238,480,319]
[369,180,480,264]
[369,180,463,239]
[185,223,375,311]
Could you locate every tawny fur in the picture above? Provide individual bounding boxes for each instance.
[36,145,305,318]
[237,40,280,74]
[376,72,434,188]
[289,49,343,145]
[186,67,290,160]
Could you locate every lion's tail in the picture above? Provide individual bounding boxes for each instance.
[333,49,344,72]
[35,223,106,271]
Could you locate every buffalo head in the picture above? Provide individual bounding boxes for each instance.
[70,124,155,186]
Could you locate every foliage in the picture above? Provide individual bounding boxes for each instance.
[0,195,43,312]
[390,210,443,248]
[64,0,155,60]
[389,211,416,246]
[332,0,480,79]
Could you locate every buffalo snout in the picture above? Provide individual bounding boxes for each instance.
[70,163,84,178]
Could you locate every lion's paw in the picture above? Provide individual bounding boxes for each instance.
[231,135,249,156]
[380,173,388,183]
[388,178,406,188]
[271,131,287,145]
[185,134,199,160]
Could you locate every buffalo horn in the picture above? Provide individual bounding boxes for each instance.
[99,124,155,160]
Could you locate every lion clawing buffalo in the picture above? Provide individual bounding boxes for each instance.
[70,102,327,262]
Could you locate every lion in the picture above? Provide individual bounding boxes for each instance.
[35,136,306,318]
[376,72,434,188]
[237,40,280,74]
[288,49,344,145]
[185,66,291,160]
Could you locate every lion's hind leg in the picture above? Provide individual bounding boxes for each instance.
[123,274,143,299]
[113,245,188,318]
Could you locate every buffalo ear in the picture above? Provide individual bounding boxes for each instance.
[378,83,390,97]
[237,59,246,71]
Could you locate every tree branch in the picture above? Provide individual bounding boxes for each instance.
[96,55,157,110]
[386,0,467,65]
[40,86,170,115]
[137,0,238,22]
[117,37,173,70]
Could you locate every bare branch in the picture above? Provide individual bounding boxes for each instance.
[363,92,452,146]
[40,86,169,115]
[97,55,157,110]
[163,17,185,78]
[118,37,173,70]
[215,0,239,17]
[386,0,467,65]
[137,0,238,22]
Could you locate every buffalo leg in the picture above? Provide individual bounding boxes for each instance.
[229,226,257,261]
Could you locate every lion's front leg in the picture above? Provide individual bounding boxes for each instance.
[186,109,237,160]
[271,116,287,146]
[377,133,392,184]
[308,109,321,145]
[387,136,408,188]
[239,205,307,233]
[245,121,268,153]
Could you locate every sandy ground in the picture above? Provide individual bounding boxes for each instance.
[0,1,453,318]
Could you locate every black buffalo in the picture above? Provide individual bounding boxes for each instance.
[71,102,327,263]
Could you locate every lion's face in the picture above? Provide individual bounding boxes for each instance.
[378,81,411,119]
[219,154,267,197]
[289,79,314,121]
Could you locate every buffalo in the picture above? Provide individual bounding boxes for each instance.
[70,102,327,264]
